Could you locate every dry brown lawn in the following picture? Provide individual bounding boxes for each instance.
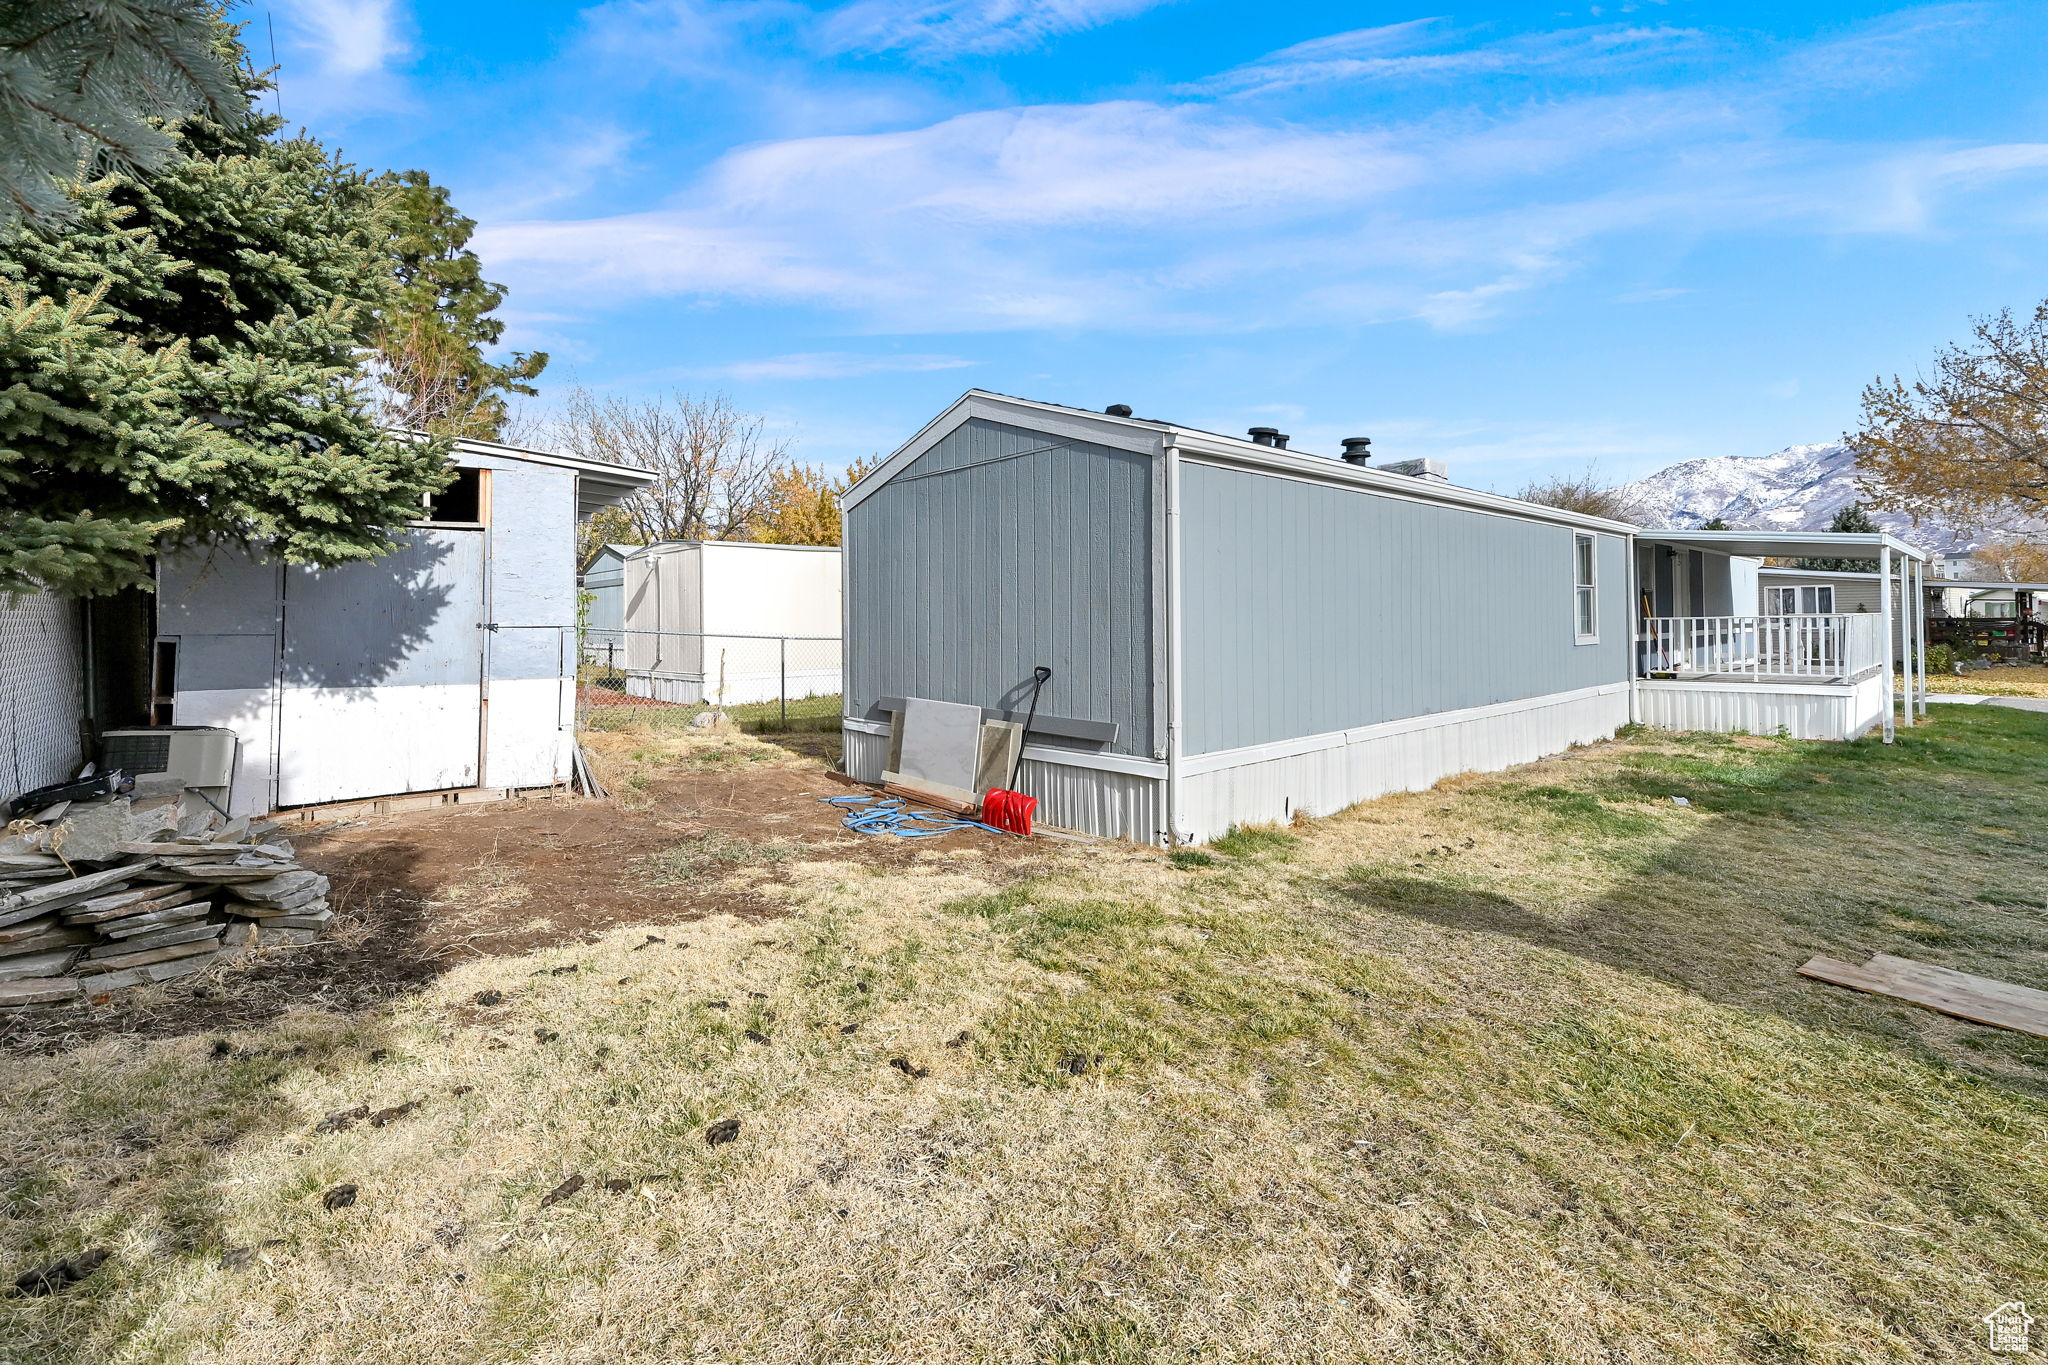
[0,710,2043,1363]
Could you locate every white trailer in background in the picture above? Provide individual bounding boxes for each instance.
[154,437,652,816]
[621,542,842,707]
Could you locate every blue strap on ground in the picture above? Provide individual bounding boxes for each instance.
[820,793,1008,838]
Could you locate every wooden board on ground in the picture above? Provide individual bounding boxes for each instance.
[1798,952,2048,1038]
[880,782,980,817]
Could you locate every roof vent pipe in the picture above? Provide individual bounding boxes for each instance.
[1339,437,1372,464]
[1104,404,1133,417]
[1273,432,1290,449]
[1247,426,1279,447]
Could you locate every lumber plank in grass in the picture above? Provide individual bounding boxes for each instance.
[1798,954,2048,1038]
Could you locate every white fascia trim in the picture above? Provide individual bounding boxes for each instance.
[1173,443,1638,535]
[840,715,1166,778]
[840,391,1163,514]
[1634,679,1856,697]
[1181,681,1632,777]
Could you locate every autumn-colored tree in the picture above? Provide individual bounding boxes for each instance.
[1969,540,2048,583]
[1853,299,2048,527]
[748,456,880,545]
[576,505,639,566]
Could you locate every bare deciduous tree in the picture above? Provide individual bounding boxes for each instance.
[546,388,789,543]
[1516,467,1645,524]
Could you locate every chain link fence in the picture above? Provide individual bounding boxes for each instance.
[576,628,841,733]
[1,588,85,802]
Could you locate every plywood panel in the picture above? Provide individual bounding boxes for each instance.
[277,530,485,805]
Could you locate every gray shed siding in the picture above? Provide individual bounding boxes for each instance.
[846,417,1159,760]
[1180,461,1629,756]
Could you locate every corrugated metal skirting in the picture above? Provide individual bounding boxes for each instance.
[1180,686,1631,843]
[842,729,1165,843]
[1,588,84,800]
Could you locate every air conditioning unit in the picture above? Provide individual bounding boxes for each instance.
[100,726,239,807]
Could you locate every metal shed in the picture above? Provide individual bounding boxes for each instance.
[621,541,842,707]
[840,392,1641,844]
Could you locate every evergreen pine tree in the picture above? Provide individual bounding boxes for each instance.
[0,25,449,597]
[1794,502,1881,571]
[371,169,546,438]
[0,0,237,230]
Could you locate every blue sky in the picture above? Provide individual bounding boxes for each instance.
[257,0,2048,491]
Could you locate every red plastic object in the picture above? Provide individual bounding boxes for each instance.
[982,787,1037,836]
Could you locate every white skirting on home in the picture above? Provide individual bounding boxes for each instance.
[1634,672,1890,742]
[841,727,1167,844]
[1176,682,1633,844]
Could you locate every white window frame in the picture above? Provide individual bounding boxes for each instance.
[1766,584,1837,615]
[1573,532,1599,644]
[1808,584,1834,614]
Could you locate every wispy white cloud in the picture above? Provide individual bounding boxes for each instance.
[474,8,2046,336]
[271,0,413,116]
[693,351,978,380]
[1190,19,1706,98]
[817,0,1171,59]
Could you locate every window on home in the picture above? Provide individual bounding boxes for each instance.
[1766,585,1835,614]
[1573,533,1598,642]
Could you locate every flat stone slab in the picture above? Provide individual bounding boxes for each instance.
[0,861,158,926]
[86,921,224,958]
[100,902,214,939]
[0,978,83,1008]
[49,799,179,864]
[0,926,94,958]
[73,939,221,974]
[0,948,83,982]
[64,886,200,926]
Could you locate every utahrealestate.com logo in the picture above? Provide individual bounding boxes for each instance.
[1985,1302,2034,1354]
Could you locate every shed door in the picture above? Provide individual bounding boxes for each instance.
[276,529,485,806]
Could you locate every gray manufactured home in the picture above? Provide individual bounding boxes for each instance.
[841,392,1642,844]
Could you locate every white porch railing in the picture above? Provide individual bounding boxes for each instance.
[1638,614,1883,681]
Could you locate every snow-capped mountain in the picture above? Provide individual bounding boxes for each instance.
[1617,442,1996,552]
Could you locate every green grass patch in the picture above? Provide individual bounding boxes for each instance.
[1208,825,1301,859]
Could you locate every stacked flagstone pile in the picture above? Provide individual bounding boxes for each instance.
[0,776,331,1010]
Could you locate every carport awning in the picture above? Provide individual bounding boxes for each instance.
[1639,530,1928,563]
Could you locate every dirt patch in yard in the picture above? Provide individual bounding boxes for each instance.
[0,727,1046,1053]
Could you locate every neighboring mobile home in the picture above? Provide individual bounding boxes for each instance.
[621,541,841,706]
[1756,565,1890,616]
[841,392,1929,845]
[579,543,641,667]
[153,437,652,815]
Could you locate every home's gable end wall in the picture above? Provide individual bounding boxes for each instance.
[845,415,1161,761]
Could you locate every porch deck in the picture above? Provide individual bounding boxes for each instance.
[1636,614,1892,740]
[1637,613,1884,686]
